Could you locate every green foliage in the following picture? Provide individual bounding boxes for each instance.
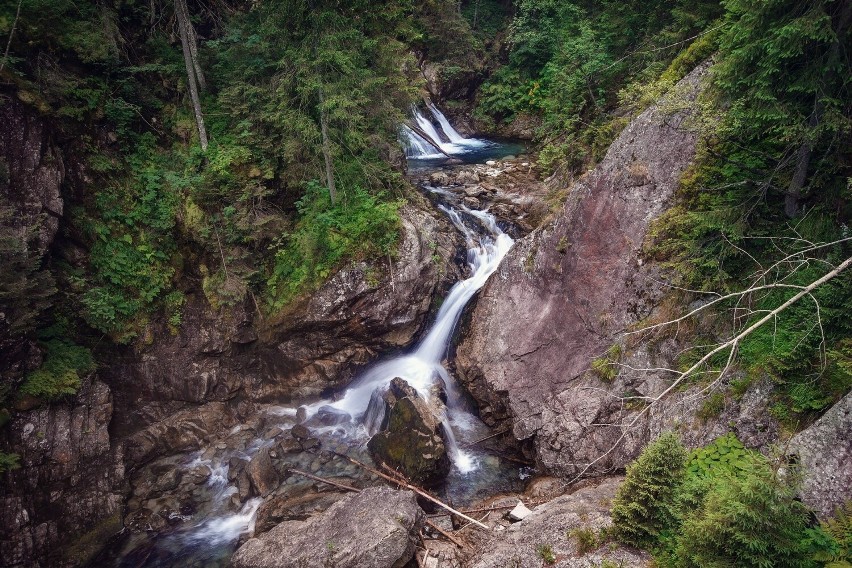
[267,182,401,307]
[675,454,814,568]
[591,343,622,382]
[21,338,94,401]
[569,526,604,555]
[476,0,723,172]
[804,502,852,566]
[697,391,725,420]
[537,543,556,564]
[614,433,838,568]
[611,432,688,549]
[0,452,20,474]
[685,432,750,478]
[80,135,179,341]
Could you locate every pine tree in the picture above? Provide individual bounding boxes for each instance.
[611,432,688,549]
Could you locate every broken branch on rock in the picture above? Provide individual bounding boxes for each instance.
[334,452,490,530]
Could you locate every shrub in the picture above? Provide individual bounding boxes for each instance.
[611,432,687,549]
[674,454,814,568]
[267,182,400,308]
[20,339,95,401]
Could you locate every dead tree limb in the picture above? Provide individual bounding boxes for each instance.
[335,453,490,530]
[570,255,852,484]
[287,468,361,493]
[425,519,465,548]
[175,0,208,151]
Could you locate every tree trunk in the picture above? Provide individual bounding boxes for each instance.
[319,89,337,204]
[175,0,208,151]
[785,0,852,218]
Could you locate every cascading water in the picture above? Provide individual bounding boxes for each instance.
[401,104,490,159]
[429,103,465,143]
[300,191,514,474]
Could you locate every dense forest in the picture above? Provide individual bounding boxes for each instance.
[0,0,850,566]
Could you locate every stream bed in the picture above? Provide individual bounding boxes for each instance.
[96,111,528,568]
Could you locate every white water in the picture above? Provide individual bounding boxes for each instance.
[402,105,489,159]
[429,103,465,143]
[302,196,513,473]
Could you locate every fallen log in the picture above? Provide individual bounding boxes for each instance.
[287,468,361,493]
[425,519,464,548]
[334,452,490,530]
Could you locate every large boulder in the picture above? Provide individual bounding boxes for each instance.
[231,487,424,568]
[788,392,852,519]
[247,447,279,498]
[455,63,724,477]
[368,378,451,486]
[464,477,650,568]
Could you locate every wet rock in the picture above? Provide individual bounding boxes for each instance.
[253,496,301,535]
[456,170,480,185]
[231,487,423,568]
[237,470,253,501]
[125,402,235,467]
[229,457,248,481]
[368,378,450,487]
[306,405,351,428]
[188,465,212,485]
[291,424,312,440]
[151,468,183,494]
[261,427,282,440]
[277,436,302,455]
[788,392,852,519]
[247,448,279,498]
[429,172,451,186]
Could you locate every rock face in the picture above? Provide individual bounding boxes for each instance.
[455,63,719,476]
[0,94,125,568]
[231,487,424,568]
[108,201,461,436]
[788,392,852,519]
[0,378,125,567]
[368,378,451,486]
[464,477,650,568]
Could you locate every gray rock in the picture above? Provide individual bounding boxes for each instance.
[368,378,450,487]
[247,447,279,497]
[507,501,532,522]
[465,477,650,568]
[788,392,852,519]
[455,63,717,477]
[231,487,424,568]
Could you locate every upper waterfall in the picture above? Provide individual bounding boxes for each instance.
[402,104,488,159]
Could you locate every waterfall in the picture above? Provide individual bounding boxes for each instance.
[402,105,490,160]
[302,193,514,473]
[429,103,465,143]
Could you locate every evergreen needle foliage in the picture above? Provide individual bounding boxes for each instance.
[611,432,688,549]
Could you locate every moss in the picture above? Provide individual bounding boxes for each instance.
[62,512,122,566]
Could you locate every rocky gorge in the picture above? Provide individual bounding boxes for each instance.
[2,42,850,568]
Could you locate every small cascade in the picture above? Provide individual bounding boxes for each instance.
[429,103,465,143]
[402,104,491,160]
[401,125,441,159]
[300,191,514,474]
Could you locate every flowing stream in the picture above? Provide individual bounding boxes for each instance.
[101,104,525,567]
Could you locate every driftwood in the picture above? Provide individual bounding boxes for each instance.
[405,124,453,158]
[463,428,511,448]
[335,453,490,530]
[425,519,464,548]
[287,468,361,493]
